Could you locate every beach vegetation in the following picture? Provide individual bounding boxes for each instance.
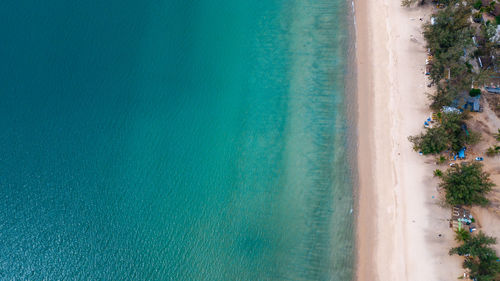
[437,155,447,164]
[401,0,425,7]
[401,0,456,7]
[440,162,494,206]
[434,169,444,177]
[409,127,448,154]
[484,20,499,41]
[422,3,489,107]
[469,88,482,97]
[423,4,473,80]
[429,87,454,110]
[450,232,496,257]
[455,227,472,242]
[473,12,483,23]
[486,145,500,156]
[483,0,498,14]
[441,112,481,151]
[473,0,483,10]
[409,112,480,154]
[450,232,500,281]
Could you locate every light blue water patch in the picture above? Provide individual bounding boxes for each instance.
[0,0,354,280]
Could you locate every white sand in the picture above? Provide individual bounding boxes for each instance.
[355,1,464,279]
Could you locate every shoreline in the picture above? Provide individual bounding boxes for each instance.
[354,0,464,279]
[353,0,376,279]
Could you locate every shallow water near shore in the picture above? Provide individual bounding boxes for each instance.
[0,0,355,280]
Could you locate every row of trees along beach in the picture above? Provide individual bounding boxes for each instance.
[404,0,500,279]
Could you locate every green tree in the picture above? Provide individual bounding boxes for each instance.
[484,0,498,14]
[409,112,480,154]
[409,127,448,154]
[429,86,454,110]
[470,88,482,97]
[441,112,467,152]
[437,155,447,164]
[450,232,500,281]
[434,169,444,177]
[450,232,496,257]
[474,0,483,10]
[440,162,494,206]
[455,227,471,243]
[486,145,500,156]
[423,3,475,106]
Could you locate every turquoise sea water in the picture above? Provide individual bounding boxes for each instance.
[0,1,355,280]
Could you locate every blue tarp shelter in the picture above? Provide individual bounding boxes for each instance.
[464,96,481,112]
[458,148,465,159]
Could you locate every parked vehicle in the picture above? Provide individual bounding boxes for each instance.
[475,157,484,161]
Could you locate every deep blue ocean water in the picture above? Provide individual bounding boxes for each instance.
[0,1,355,280]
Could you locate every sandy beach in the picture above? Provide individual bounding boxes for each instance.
[355,0,464,279]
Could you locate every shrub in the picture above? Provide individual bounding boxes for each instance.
[440,162,494,206]
[401,0,425,7]
[437,155,447,164]
[486,146,500,157]
[469,88,481,97]
[473,0,483,10]
[455,228,471,243]
[473,12,483,23]
[487,1,498,14]
[434,169,443,177]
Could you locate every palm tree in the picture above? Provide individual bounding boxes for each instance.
[455,228,471,243]
[486,145,500,156]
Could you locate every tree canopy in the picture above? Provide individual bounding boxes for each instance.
[450,232,500,281]
[409,112,480,154]
[423,3,480,107]
[401,0,424,7]
[440,162,494,206]
[455,227,472,243]
[401,0,455,7]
